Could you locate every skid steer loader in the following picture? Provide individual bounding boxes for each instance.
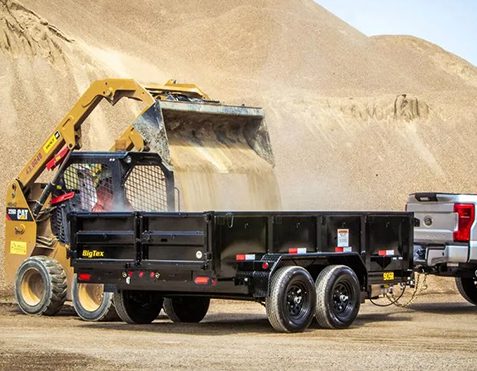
[4,78,273,321]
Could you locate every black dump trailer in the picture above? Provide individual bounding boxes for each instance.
[69,210,414,332]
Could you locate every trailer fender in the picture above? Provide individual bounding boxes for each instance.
[267,253,367,295]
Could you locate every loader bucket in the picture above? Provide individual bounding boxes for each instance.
[132,99,274,167]
[132,99,279,211]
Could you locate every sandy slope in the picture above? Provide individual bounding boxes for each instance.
[1,0,477,293]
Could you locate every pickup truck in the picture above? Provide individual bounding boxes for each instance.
[406,193,477,304]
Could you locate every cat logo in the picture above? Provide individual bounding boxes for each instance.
[6,208,33,221]
[17,209,29,220]
[82,250,105,258]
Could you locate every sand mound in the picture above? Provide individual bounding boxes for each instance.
[0,0,72,65]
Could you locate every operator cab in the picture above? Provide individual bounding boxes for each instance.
[50,151,175,243]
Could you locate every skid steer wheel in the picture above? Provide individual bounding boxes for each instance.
[455,276,477,305]
[163,296,210,323]
[266,266,316,333]
[14,256,67,316]
[315,265,360,329]
[113,290,163,324]
[72,274,118,321]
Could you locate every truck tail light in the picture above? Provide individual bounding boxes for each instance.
[454,203,475,242]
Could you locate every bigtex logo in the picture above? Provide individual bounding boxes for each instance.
[82,249,105,258]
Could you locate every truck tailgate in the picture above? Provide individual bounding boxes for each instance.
[407,193,457,244]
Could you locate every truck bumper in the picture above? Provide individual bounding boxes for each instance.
[414,244,469,267]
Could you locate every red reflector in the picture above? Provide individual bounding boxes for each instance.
[150,272,155,278]
[262,262,269,270]
[50,191,75,205]
[236,254,246,261]
[139,271,144,278]
[454,203,475,242]
[194,276,210,285]
[78,273,92,281]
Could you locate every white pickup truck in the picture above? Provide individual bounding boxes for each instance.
[406,193,477,305]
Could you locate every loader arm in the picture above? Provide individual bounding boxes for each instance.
[17,79,155,190]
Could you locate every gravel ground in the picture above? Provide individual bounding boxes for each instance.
[0,294,476,370]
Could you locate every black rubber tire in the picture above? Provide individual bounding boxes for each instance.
[266,266,316,333]
[14,256,67,316]
[315,265,361,329]
[163,297,210,323]
[72,274,118,321]
[113,290,163,324]
[455,276,477,305]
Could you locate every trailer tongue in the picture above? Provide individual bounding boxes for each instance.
[69,209,414,332]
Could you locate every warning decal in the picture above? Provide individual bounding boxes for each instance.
[337,229,349,247]
[43,131,61,154]
[10,241,27,255]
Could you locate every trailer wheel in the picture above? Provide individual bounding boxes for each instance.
[71,274,118,321]
[455,276,477,305]
[14,256,67,316]
[315,265,360,329]
[266,266,316,332]
[163,297,210,323]
[113,290,163,324]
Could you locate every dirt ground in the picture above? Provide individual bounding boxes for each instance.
[0,293,476,370]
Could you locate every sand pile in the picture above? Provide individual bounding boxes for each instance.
[2,0,477,295]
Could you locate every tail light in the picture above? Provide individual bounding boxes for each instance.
[454,203,475,242]
[78,273,92,281]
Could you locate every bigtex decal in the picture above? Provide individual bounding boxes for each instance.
[82,249,105,258]
[6,208,33,221]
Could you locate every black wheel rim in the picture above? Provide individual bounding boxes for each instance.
[331,279,355,320]
[285,283,310,320]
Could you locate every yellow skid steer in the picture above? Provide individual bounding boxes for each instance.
[4,78,273,320]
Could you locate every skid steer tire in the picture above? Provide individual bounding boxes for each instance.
[72,274,118,321]
[163,297,210,323]
[455,276,477,305]
[14,256,67,316]
[266,266,316,333]
[113,290,163,324]
[315,265,360,329]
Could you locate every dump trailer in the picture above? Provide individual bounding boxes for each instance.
[4,79,272,321]
[68,209,414,332]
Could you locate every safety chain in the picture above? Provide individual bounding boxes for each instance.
[387,272,428,307]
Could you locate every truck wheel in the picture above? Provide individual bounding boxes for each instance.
[455,276,477,305]
[266,266,316,332]
[315,265,360,329]
[14,256,67,316]
[113,290,163,324]
[163,297,210,323]
[72,274,118,321]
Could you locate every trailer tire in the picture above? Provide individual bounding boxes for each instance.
[14,256,67,316]
[72,275,118,321]
[455,276,477,305]
[163,297,210,323]
[113,290,163,324]
[266,266,316,333]
[315,265,360,329]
